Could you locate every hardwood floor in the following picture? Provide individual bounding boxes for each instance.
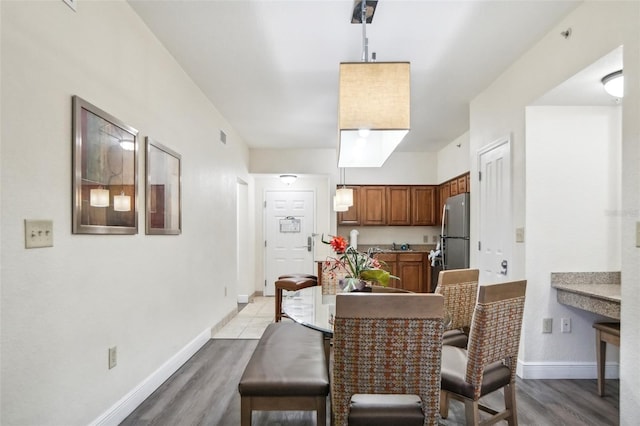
[121,338,619,426]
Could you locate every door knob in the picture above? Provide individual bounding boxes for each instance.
[500,260,508,275]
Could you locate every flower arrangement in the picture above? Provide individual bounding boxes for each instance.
[322,234,397,291]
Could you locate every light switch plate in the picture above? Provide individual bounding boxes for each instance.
[25,220,53,248]
[515,227,525,243]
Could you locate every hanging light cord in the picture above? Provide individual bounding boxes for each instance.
[361,1,368,62]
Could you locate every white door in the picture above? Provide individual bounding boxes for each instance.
[478,137,512,283]
[264,190,315,296]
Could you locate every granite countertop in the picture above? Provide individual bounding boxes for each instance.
[550,272,620,319]
[358,244,437,253]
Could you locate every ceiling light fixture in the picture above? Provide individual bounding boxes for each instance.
[338,0,410,168]
[602,70,624,98]
[279,174,297,185]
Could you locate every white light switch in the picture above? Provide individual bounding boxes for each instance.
[515,227,525,243]
[25,220,53,248]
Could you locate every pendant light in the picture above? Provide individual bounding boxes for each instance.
[335,168,353,207]
[338,0,410,168]
[333,195,349,212]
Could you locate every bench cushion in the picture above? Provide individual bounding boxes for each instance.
[238,322,329,397]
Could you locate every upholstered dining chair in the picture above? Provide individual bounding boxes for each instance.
[439,280,527,426]
[434,268,479,347]
[332,293,445,426]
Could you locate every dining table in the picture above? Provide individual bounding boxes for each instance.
[281,285,336,337]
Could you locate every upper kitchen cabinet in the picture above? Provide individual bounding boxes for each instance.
[361,186,387,225]
[338,184,438,226]
[437,172,470,225]
[411,186,437,226]
[337,186,361,225]
[386,186,411,225]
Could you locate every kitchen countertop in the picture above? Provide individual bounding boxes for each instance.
[550,272,620,320]
[357,244,437,253]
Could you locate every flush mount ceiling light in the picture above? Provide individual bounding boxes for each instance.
[338,1,410,168]
[602,70,624,98]
[279,174,297,185]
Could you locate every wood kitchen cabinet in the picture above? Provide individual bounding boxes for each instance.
[374,252,429,293]
[337,186,361,225]
[437,172,470,225]
[386,186,411,225]
[361,186,387,225]
[338,184,439,226]
[411,186,437,225]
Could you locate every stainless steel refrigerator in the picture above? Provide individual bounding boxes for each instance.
[440,192,470,270]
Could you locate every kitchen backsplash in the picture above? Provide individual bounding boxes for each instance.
[336,225,441,247]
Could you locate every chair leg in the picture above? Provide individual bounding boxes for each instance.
[275,287,283,322]
[439,391,450,419]
[464,399,481,426]
[504,383,518,426]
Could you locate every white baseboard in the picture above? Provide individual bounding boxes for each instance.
[90,328,211,426]
[517,360,620,380]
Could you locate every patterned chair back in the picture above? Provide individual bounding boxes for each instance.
[332,293,444,426]
[434,269,479,331]
[465,280,527,400]
[321,260,349,295]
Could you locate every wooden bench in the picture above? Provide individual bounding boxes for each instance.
[238,322,329,425]
[593,321,620,396]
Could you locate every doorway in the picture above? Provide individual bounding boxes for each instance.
[263,190,316,296]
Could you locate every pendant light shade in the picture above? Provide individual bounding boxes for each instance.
[333,195,349,212]
[113,192,131,212]
[338,62,410,167]
[90,188,110,207]
[335,187,353,207]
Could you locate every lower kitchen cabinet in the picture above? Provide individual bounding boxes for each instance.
[374,252,430,293]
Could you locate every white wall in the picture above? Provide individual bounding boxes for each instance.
[437,131,471,183]
[525,106,621,369]
[1,1,251,425]
[469,2,640,420]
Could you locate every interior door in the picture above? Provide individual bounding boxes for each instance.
[478,137,512,283]
[264,190,315,296]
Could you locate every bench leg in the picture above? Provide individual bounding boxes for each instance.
[241,396,252,426]
[595,329,606,396]
[316,396,327,426]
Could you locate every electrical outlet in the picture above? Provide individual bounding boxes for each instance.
[432,235,438,243]
[423,235,429,243]
[108,346,117,369]
[542,318,553,333]
[515,227,525,243]
[561,318,571,333]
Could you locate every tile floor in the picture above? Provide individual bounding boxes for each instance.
[212,296,275,339]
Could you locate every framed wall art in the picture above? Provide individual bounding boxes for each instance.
[72,95,138,234]
[146,137,181,235]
